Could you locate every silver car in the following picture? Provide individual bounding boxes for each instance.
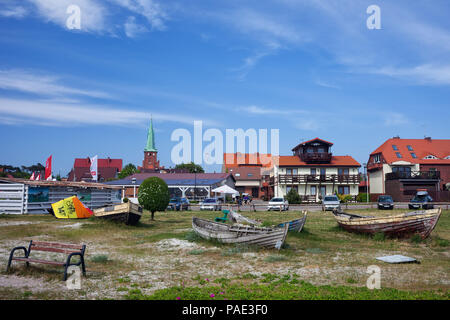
[200,198,222,211]
[322,195,341,211]
[267,197,289,211]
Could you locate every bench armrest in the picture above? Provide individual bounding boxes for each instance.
[9,246,28,259]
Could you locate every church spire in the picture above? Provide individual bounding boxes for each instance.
[145,117,157,152]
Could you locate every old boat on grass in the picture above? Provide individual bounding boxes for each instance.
[93,202,143,225]
[277,211,308,232]
[192,217,289,250]
[332,208,441,239]
[228,209,262,226]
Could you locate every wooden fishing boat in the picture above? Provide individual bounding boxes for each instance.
[332,208,441,239]
[228,210,262,226]
[93,202,143,225]
[277,211,307,232]
[192,217,289,250]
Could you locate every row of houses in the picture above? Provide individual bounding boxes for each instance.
[222,137,450,202]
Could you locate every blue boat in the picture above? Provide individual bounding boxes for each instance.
[277,211,307,232]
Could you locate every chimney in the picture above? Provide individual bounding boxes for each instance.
[425,136,432,141]
[393,135,400,139]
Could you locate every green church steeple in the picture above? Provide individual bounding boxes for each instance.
[145,117,157,152]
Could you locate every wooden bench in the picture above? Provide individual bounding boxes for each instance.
[6,241,86,281]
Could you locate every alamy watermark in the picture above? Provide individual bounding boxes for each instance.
[66,265,82,290]
[366,265,381,289]
[367,5,381,30]
[170,121,279,166]
[66,5,81,30]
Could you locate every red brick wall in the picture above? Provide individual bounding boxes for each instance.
[420,164,450,190]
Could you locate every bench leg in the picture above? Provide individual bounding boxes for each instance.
[6,247,28,272]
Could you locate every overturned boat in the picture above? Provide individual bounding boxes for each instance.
[192,217,289,250]
[277,211,308,232]
[93,202,143,225]
[332,208,441,239]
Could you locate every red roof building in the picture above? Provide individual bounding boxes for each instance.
[274,138,361,201]
[367,137,450,201]
[68,157,122,182]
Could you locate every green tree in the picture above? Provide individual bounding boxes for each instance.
[138,177,170,220]
[118,163,138,179]
[285,188,301,204]
[175,162,204,173]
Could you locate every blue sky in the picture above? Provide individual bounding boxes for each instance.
[0,0,449,175]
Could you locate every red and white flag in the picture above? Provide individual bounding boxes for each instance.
[45,155,52,180]
[30,172,35,180]
[90,155,98,181]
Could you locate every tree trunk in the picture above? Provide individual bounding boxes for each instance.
[151,211,155,220]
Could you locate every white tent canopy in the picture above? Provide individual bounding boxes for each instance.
[211,185,239,196]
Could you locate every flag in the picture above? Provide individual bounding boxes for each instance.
[90,155,98,181]
[45,155,52,180]
[36,173,41,180]
[30,172,35,180]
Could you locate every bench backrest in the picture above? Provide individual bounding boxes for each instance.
[29,241,85,255]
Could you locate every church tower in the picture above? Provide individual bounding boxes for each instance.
[142,118,160,170]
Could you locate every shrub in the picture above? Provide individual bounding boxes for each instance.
[123,197,129,203]
[373,232,385,241]
[285,188,301,204]
[357,193,369,202]
[337,194,353,203]
[138,177,170,220]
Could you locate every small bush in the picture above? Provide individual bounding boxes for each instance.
[185,230,202,242]
[188,249,205,255]
[285,188,301,204]
[123,198,129,203]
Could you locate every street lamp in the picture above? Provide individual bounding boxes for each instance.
[363,163,368,203]
[194,168,197,201]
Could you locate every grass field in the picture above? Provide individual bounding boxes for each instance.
[0,209,448,300]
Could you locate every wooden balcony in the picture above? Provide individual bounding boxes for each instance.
[385,171,440,180]
[301,152,332,163]
[278,174,360,184]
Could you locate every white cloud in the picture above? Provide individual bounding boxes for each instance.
[0,69,112,99]
[0,98,218,127]
[0,6,27,18]
[124,16,148,37]
[371,64,450,86]
[111,0,167,31]
[242,105,308,116]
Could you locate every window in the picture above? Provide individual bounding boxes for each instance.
[286,169,292,175]
[395,152,402,158]
[423,155,438,159]
[392,145,398,150]
[235,173,240,177]
[373,154,381,163]
[318,147,325,153]
[247,173,253,177]
[411,153,417,158]
[310,186,317,195]
[286,186,298,193]
[338,186,350,195]
[320,186,327,196]
[338,168,349,175]
[407,145,413,151]
[293,168,298,175]
[320,168,326,175]
[310,168,316,175]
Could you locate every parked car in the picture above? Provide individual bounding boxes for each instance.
[200,198,222,211]
[377,195,394,210]
[322,195,341,211]
[267,197,289,211]
[409,191,434,210]
[167,197,190,211]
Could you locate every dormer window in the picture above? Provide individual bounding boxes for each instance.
[411,153,417,159]
[392,145,398,151]
[373,154,381,163]
[445,155,450,160]
[407,145,413,151]
[423,155,438,159]
[395,152,402,158]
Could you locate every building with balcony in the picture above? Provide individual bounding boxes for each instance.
[274,138,361,202]
[367,137,450,201]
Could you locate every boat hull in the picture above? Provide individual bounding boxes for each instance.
[278,211,307,232]
[333,208,441,239]
[93,202,143,225]
[192,217,288,250]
